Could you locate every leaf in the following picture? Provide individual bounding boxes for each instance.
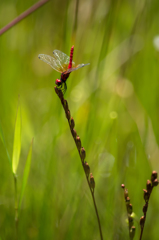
[12,102,22,175]
[18,138,33,212]
[0,120,12,167]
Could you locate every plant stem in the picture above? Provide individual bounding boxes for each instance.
[139,228,143,240]
[0,0,49,36]
[69,118,103,240]
[91,188,103,240]
[55,88,103,240]
[14,174,18,240]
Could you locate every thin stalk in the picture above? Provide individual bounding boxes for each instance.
[55,87,103,240]
[91,188,103,240]
[70,123,103,240]
[14,174,18,240]
[139,227,144,240]
[0,0,49,36]
[69,113,103,240]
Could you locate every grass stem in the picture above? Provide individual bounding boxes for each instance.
[55,87,103,240]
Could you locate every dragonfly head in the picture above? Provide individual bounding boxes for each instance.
[55,79,62,86]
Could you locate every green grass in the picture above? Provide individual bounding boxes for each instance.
[0,0,159,239]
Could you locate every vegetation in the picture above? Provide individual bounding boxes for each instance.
[0,0,159,239]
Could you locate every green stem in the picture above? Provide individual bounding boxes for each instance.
[14,174,18,240]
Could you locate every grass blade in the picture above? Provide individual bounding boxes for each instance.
[12,102,21,175]
[18,138,33,211]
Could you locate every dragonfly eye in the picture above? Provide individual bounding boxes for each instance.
[55,79,62,86]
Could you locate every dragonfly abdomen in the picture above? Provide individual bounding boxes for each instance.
[68,46,74,69]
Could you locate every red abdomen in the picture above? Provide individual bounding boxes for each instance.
[68,45,74,69]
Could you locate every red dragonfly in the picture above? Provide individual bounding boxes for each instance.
[38,46,89,93]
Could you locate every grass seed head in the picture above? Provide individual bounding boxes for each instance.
[140,216,145,228]
[90,173,95,190]
[151,171,157,182]
[72,129,77,139]
[80,147,86,161]
[70,117,75,129]
[130,226,136,239]
[146,180,152,193]
[76,136,81,149]
[84,161,90,177]
[152,179,159,187]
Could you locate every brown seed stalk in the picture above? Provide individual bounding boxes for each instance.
[54,87,103,240]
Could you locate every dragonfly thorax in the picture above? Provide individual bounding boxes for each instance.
[61,71,70,82]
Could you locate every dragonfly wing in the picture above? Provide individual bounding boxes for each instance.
[38,54,63,73]
[53,50,75,71]
[64,63,90,74]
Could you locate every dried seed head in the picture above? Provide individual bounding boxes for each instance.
[146,180,152,193]
[128,216,133,228]
[64,100,69,112]
[127,204,133,214]
[151,171,158,182]
[143,203,148,214]
[90,173,95,190]
[124,188,129,199]
[76,136,81,150]
[84,161,90,177]
[81,147,86,161]
[54,86,63,99]
[70,117,75,129]
[54,86,59,94]
[130,226,136,240]
[66,110,71,120]
[71,129,77,139]
[126,197,130,204]
[152,178,159,187]
[143,189,150,202]
[140,216,145,228]
[121,184,125,189]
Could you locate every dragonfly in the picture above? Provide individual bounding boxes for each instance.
[38,46,89,93]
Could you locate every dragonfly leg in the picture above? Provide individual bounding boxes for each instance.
[57,82,67,95]
[62,82,67,94]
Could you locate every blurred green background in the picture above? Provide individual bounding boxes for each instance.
[0,0,159,239]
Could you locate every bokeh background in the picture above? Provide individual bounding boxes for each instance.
[0,0,159,239]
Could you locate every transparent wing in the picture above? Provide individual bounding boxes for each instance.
[38,54,64,73]
[53,50,75,71]
[64,63,90,74]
